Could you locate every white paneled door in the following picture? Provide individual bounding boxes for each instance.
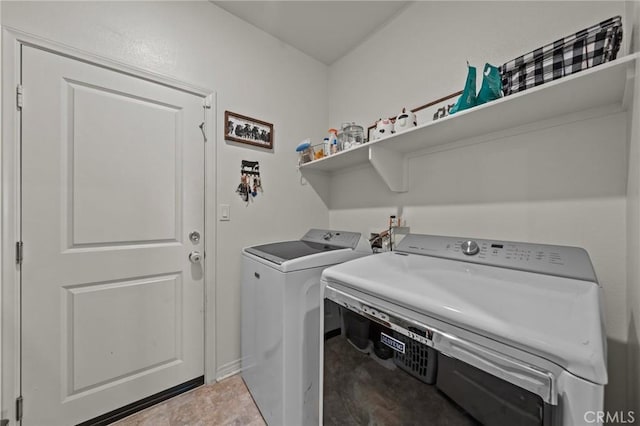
[20,45,205,425]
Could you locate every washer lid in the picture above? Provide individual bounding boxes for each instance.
[322,252,607,385]
[245,240,344,265]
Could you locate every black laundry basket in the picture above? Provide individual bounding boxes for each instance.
[392,330,437,384]
[499,15,623,96]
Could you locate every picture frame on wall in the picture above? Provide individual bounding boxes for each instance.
[417,91,462,123]
[225,110,273,150]
[366,91,462,142]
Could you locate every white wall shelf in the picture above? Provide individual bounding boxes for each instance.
[300,54,637,195]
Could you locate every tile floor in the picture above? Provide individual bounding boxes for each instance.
[113,336,476,425]
[112,375,265,426]
[323,336,478,426]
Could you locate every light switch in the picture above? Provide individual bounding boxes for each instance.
[220,204,230,221]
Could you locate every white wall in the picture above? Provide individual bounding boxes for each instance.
[1,0,329,381]
[329,1,627,128]
[328,1,630,411]
[626,0,640,417]
[3,0,637,417]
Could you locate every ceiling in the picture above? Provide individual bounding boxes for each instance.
[212,1,410,65]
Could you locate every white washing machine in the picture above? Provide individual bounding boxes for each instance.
[320,234,607,425]
[241,229,370,426]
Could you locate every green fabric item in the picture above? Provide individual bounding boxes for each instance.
[477,63,503,105]
[449,65,477,115]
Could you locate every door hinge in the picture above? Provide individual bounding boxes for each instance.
[16,84,23,109]
[16,396,23,422]
[16,241,23,265]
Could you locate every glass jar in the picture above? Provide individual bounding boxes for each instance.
[339,122,365,150]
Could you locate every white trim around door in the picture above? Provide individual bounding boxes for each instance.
[1,27,217,424]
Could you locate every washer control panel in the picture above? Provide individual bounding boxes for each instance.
[302,229,362,249]
[396,234,597,282]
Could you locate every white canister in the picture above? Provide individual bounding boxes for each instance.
[394,108,417,134]
[373,118,394,140]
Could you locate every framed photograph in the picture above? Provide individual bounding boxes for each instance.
[225,111,273,149]
[415,91,462,123]
[366,91,462,142]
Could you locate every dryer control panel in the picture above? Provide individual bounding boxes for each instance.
[396,234,597,283]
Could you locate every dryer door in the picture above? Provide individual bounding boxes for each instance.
[323,283,558,426]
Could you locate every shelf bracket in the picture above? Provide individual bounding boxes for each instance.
[368,146,408,192]
[299,168,331,206]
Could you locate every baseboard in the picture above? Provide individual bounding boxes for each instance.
[76,376,204,426]
[216,358,243,381]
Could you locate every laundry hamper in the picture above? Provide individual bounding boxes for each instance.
[392,330,437,384]
[499,15,623,96]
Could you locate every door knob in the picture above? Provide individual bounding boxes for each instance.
[189,251,202,264]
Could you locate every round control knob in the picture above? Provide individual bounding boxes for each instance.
[461,240,480,256]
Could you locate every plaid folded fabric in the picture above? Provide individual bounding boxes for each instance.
[500,16,623,96]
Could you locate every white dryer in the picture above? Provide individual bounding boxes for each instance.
[320,234,607,426]
[241,229,370,426]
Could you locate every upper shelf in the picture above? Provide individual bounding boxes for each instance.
[300,54,637,193]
